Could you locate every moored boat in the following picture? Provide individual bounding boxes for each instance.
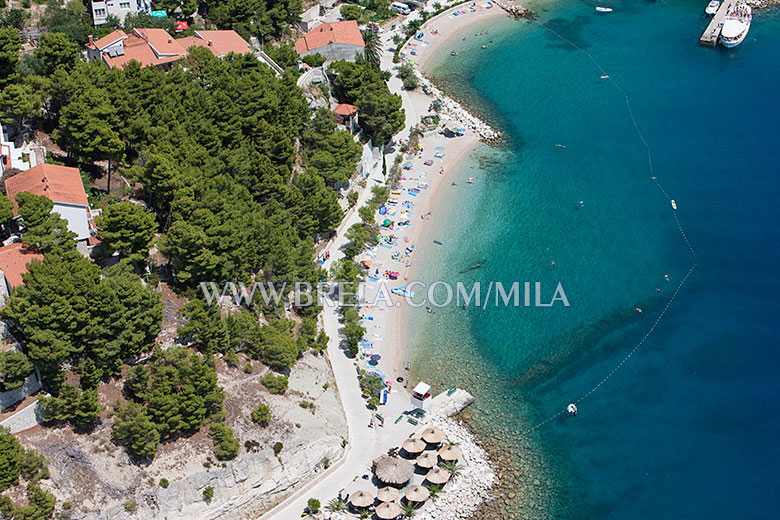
[705,0,720,15]
[720,2,751,48]
[595,6,613,12]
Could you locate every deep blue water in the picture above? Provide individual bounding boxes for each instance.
[408,1,780,518]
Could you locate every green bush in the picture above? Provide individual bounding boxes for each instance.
[272,442,283,456]
[302,53,326,68]
[347,191,359,207]
[159,478,169,488]
[209,423,239,460]
[251,403,271,426]
[261,373,288,394]
[307,498,320,512]
[243,362,254,374]
[203,486,214,501]
[124,499,138,512]
[19,450,49,482]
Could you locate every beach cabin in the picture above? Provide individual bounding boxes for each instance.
[411,382,432,411]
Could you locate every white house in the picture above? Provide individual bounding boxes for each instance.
[90,0,152,25]
[4,164,94,241]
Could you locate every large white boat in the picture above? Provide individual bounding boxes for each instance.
[719,2,752,48]
[705,0,720,15]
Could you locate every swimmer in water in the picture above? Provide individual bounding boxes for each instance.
[664,274,670,281]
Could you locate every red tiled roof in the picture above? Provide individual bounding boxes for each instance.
[4,163,89,216]
[178,30,252,57]
[134,28,188,56]
[102,33,183,69]
[295,21,364,54]
[88,30,128,51]
[0,243,43,288]
[333,103,358,116]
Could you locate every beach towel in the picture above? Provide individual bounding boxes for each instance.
[434,152,445,158]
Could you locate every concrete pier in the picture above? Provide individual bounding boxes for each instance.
[700,0,737,46]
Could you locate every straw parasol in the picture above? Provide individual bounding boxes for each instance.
[375,501,402,519]
[402,438,425,455]
[421,427,446,445]
[438,444,463,461]
[425,466,451,485]
[404,484,431,503]
[374,457,415,485]
[377,486,400,503]
[349,490,374,508]
[416,451,438,469]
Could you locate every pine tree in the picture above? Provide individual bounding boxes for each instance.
[95,201,157,263]
[0,426,22,491]
[15,192,76,254]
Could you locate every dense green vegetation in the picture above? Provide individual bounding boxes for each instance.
[209,422,239,460]
[0,349,33,392]
[2,255,162,390]
[330,57,405,146]
[38,383,105,429]
[260,372,288,394]
[0,427,55,517]
[112,347,224,458]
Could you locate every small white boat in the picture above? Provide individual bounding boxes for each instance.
[705,0,720,15]
[671,200,677,210]
[595,6,613,12]
[567,404,578,416]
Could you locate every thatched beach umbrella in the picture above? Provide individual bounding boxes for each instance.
[421,427,446,445]
[416,451,438,469]
[375,501,402,519]
[438,444,463,461]
[377,486,400,503]
[425,466,451,485]
[404,484,430,504]
[349,490,374,508]
[374,457,415,485]
[402,438,425,455]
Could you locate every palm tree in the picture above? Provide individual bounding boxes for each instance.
[326,497,347,512]
[362,29,381,67]
[401,502,417,518]
[359,509,371,519]
[441,460,463,479]
[425,483,442,499]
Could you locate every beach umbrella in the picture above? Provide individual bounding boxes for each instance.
[438,444,463,461]
[383,219,392,227]
[379,206,387,215]
[425,466,451,485]
[376,486,400,503]
[404,484,430,503]
[374,457,415,485]
[371,354,381,361]
[368,359,378,366]
[375,501,402,519]
[421,427,446,445]
[415,451,438,469]
[402,438,425,455]
[349,490,374,508]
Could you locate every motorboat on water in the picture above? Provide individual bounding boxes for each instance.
[671,200,677,210]
[595,6,613,12]
[705,0,720,15]
[720,2,752,48]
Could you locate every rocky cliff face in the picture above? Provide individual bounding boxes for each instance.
[19,352,348,520]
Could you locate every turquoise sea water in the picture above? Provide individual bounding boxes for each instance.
[407,1,780,518]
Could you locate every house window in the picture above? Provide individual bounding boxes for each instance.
[119,1,130,7]
[94,8,106,16]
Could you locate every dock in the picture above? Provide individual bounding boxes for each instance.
[700,0,736,46]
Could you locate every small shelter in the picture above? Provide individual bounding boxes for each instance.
[333,103,359,133]
[402,438,425,456]
[421,426,445,445]
[349,490,374,509]
[377,486,400,503]
[415,451,438,469]
[404,484,430,504]
[425,466,451,485]
[375,501,402,519]
[438,444,463,461]
[411,382,432,411]
[374,457,415,486]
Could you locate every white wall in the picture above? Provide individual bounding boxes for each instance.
[53,203,91,241]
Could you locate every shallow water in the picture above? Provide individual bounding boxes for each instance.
[407,1,780,517]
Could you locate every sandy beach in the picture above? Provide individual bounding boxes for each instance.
[261,5,510,519]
